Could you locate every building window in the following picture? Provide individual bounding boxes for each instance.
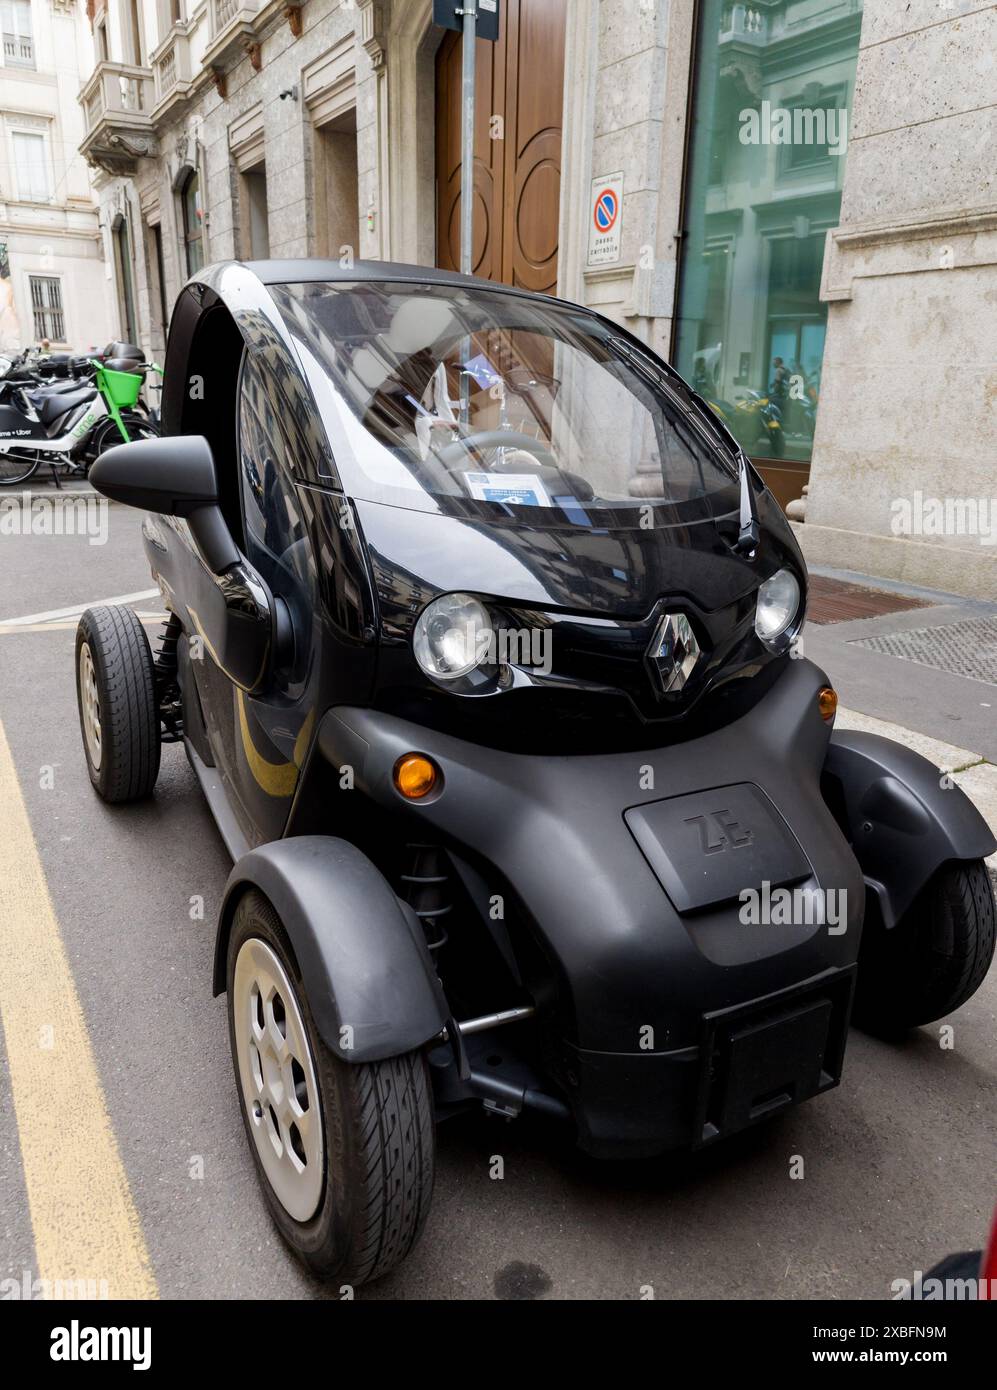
[96,17,109,61]
[127,0,144,65]
[113,219,139,345]
[240,164,270,259]
[674,0,863,480]
[11,130,50,201]
[29,276,65,343]
[181,170,203,274]
[1,0,34,69]
[150,222,169,344]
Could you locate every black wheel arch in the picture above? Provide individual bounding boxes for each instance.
[214,835,449,1062]
[823,730,996,929]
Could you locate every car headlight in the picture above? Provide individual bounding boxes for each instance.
[754,568,802,649]
[413,592,493,681]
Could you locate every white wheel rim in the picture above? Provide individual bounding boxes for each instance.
[79,642,102,771]
[233,938,325,1222]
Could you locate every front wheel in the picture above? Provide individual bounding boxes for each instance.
[75,605,161,801]
[227,890,435,1286]
[87,413,159,463]
[854,860,996,1032]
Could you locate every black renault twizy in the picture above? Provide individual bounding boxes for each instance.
[77,260,996,1286]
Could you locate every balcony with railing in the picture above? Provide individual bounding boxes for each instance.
[2,32,35,67]
[150,27,194,120]
[202,0,260,68]
[79,61,157,176]
[719,4,771,46]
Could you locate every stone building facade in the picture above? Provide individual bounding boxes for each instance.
[78,0,996,597]
[798,0,997,599]
[0,0,113,352]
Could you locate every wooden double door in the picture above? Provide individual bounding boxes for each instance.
[435,0,567,292]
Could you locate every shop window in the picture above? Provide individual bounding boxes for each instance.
[674,0,863,475]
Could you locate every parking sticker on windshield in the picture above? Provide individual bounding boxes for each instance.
[465,472,550,506]
[463,354,501,390]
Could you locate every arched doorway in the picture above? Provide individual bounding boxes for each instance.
[435,0,566,291]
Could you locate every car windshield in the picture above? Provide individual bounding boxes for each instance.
[269,280,738,528]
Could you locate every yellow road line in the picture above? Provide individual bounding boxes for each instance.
[0,617,164,635]
[0,718,157,1299]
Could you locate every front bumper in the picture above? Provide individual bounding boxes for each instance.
[566,963,855,1158]
[317,658,866,1156]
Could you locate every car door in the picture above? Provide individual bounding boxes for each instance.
[208,350,320,848]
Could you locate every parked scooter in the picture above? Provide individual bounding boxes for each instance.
[0,348,161,487]
[734,390,785,456]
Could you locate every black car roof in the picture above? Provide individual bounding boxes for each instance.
[241,258,516,295]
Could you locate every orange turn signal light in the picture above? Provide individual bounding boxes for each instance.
[393,753,439,800]
[818,686,838,722]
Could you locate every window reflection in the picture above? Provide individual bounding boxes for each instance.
[675,0,863,467]
[272,280,739,527]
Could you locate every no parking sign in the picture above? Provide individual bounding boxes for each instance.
[587,172,623,266]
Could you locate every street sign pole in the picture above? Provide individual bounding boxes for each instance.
[459,4,477,278]
[459,6,476,422]
[434,0,499,421]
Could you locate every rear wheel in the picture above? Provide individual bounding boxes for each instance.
[75,605,160,802]
[227,891,435,1286]
[0,450,40,486]
[854,860,996,1031]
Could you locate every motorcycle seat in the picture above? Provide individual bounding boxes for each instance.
[28,379,81,402]
[102,341,144,362]
[35,386,96,425]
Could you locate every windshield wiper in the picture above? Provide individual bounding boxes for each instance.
[736,449,760,557]
[606,335,761,554]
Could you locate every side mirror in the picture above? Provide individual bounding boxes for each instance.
[90,435,238,573]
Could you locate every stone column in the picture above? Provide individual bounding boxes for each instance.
[800,0,997,599]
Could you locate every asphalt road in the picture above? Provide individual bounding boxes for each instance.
[0,493,994,1301]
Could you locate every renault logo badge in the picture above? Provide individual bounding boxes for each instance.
[647,612,700,695]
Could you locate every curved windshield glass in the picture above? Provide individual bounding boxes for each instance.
[270,280,738,527]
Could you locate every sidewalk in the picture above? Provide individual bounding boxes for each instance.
[805,565,997,761]
[810,565,997,869]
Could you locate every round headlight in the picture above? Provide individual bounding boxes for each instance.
[414,592,493,681]
[755,568,802,648]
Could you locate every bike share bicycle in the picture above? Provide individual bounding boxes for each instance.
[0,345,162,488]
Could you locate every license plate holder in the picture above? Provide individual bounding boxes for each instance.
[625,782,811,913]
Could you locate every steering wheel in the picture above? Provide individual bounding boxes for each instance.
[435,429,558,473]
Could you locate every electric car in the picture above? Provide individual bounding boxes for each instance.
[76,260,996,1287]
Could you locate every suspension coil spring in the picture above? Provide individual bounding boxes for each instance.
[154,612,184,741]
[400,843,452,952]
[155,612,182,680]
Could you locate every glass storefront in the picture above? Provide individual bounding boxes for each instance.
[674,0,863,491]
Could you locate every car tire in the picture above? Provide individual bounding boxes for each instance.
[854,859,996,1032]
[75,605,160,802]
[226,890,435,1287]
